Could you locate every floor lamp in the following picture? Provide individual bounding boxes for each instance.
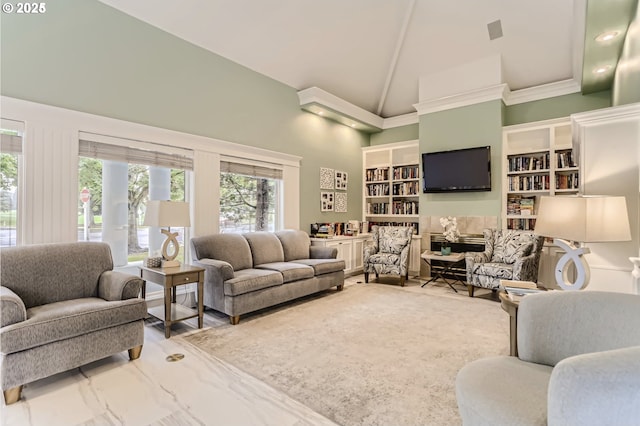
[143,200,191,268]
[534,195,631,291]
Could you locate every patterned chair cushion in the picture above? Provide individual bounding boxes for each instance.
[472,262,514,280]
[368,253,400,266]
[380,236,410,255]
[491,230,536,264]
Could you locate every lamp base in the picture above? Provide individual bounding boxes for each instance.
[553,238,590,291]
[161,259,181,268]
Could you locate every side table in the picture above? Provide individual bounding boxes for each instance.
[499,292,519,356]
[139,264,205,338]
[420,251,466,292]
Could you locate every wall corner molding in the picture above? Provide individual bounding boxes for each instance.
[413,84,508,116]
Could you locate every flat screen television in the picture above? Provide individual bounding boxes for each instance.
[422,146,491,193]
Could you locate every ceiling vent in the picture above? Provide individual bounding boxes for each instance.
[487,20,503,40]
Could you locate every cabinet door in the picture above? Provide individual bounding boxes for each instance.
[352,238,365,271]
[327,240,353,272]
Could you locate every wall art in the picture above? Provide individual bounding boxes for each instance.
[320,167,334,189]
[320,191,334,211]
[335,170,348,190]
[335,192,347,213]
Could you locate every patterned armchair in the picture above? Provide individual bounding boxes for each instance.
[465,229,544,297]
[363,226,414,286]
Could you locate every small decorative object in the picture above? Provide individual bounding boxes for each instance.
[335,170,348,190]
[144,256,163,268]
[320,167,334,189]
[335,192,347,212]
[143,200,191,268]
[440,216,460,256]
[320,191,334,211]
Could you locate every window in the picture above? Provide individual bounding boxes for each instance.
[0,128,22,247]
[220,160,283,233]
[78,136,192,266]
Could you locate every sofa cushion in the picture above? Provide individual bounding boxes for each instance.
[491,230,536,264]
[243,232,285,266]
[256,262,315,283]
[292,259,345,275]
[191,234,253,271]
[275,230,311,261]
[0,297,147,354]
[472,262,514,280]
[367,253,400,266]
[224,269,283,296]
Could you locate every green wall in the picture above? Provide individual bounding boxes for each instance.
[419,100,503,218]
[504,90,611,126]
[612,2,640,106]
[370,123,419,146]
[0,0,368,229]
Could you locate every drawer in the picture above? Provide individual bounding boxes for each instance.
[172,272,200,285]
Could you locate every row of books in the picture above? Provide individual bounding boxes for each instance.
[367,221,419,234]
[366,202,389,214]
[507,218,536,230]
[556,151,576,168]
[391,201,418,215]
[392,181,419,196]
[508,153,550,172]
[556,172,579,189]
[365,167,389,182]
[506,196,535,215]
[366,183,390,196]
[393,165,419,180]
[508,175,550,192]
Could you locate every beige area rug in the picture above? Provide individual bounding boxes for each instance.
[182,281,510,426]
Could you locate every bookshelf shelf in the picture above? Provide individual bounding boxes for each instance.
[502,118,581,231]
[362,141,420,234]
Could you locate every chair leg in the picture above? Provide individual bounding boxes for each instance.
[230,315,240,325]
[128,345,143,360]
[336,284,344,291]
[467,285,475,297]
[400,276,406,287]
[364,272,369,283]
[3,386,22,405]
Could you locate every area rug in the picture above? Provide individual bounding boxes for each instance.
[182,283,510,425]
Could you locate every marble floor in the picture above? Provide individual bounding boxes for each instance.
[1,275,485,425]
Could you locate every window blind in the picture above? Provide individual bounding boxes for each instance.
[221,160,283,180]
[79,140,193,170]
[0,133,22,155]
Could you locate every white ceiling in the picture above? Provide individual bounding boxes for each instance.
[99,0,579,118]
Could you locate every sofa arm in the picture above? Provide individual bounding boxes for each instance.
[548,346,640,426]
[0,286,27,327]
[99,271,144,301]
[193,258,235,282]
[465,251,489,282]
[310,246,337,259]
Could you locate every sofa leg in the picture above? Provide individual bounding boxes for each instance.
[3,386,22,405]
[364,273,369,283]
[400,276,406,287]
[467,285,475,297]
[128,345,143,360]
[230,315,240,325]
[336,284,344,291]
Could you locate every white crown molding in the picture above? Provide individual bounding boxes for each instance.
[504,79,581,106]
[382,112,418,129]
[571,102,640,127]
[297,87,384,131]
[413,84,508,116]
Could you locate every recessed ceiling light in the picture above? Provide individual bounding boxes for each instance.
[350,123,356,128]
[595,31,619,42]
[318,110,324,116]
[594,65,612,74]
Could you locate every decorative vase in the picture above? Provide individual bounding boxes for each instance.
[441,246,452,256]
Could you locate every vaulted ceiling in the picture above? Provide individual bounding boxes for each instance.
[99,0,636,119]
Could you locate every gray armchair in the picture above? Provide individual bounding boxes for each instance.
[363,226,414,286]
[456,291,640,425]
[0,242,147,404]
[465,229,544,297]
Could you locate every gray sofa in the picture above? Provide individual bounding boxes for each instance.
[0,242,147,404]
[191,230,345,324]
[456,291,640,425]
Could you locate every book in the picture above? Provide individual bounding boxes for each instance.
[500,279,538,289]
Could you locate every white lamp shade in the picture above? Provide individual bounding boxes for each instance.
[143,200,191,228]
[535,195,631,242]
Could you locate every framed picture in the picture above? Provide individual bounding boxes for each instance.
[335,193,347,212]
[320,167,334,189]
[335,170,348,190]
[320,191,334,211]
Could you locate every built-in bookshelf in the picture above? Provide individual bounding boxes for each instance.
[502,118,580,231]
[362,140,420,233]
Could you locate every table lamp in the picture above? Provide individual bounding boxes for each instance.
[143,200,190,267]
[534,195,631,290]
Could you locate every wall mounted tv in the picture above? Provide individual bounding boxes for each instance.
[422,146,491,193]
